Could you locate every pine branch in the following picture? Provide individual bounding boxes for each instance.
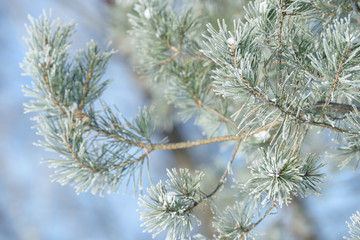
[322,47,351,119]
[277,0,285,87]
[22,3,360,238]
[79,62,95,110]
[204,140,242,200]
[43,64,66,114]
[241,201,277,237]
[62,132,97,172]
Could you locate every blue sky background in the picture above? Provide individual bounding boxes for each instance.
[1,0,360,239]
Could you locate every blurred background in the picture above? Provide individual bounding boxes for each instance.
[1,0,360,239]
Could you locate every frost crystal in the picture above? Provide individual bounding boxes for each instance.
[254,131,270,142]
[226,37,236,45]
[259,1,268,14]
[144,8,151,19]
[165,191,177,205]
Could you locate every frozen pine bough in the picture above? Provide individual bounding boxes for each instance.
[21,0,360,239]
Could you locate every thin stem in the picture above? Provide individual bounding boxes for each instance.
[181,77,238,129]
[79,62,95,110]
[181,51,213,63]
[200,102,238,129]
[151,134,245,150]
[62,132,97,172]
[245,202,277,233]
[269,100,354,134]
[43,64,66,114]
[111,152,150,170]
[204,140,242,199]
[158,50,180,65]
[89,125,144,147]
[277,0,285,87]
[158,22,186,66]
[91,122,245,149]
[322,48,351,120]
[197,122,280,202]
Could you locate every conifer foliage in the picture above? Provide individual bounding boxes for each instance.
[21,0,360,239]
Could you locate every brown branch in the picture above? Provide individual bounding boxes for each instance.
[158,22,187,66]
[204,140,242,199]
[62,132,97,172]
[160,44,214,65]
[88,125,145,147]
[159,21,213,65]
[269,100,354,134]
[250,121,282,136]
[158,50,180,65]
[43,65,66,114]
[112,152,150,170]
[79,62,95,110]
[90,123,246,150]
[237,68,354,135]
[277,0,285,87]
[200,102,238,129]
[238,73,263,97]
[322,48,351,119]
[92,119,279,173]
[244,202,277,234]
[305,69,323,79]
[181,51,213,63]
[151,134,245,150]
[177,121,283,213]
[181,77,238,129]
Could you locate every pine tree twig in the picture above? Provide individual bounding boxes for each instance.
[236,69,355,135]
[183,140,243,214]
[88,125,145,147]
[322,48,351,120]
[181,77,238,129]
[292,123,310,156]
[43,64,66,114]
[112,152,150,170]
[79,62,95,110]
[238,73,263,97]
[150,135,245,150]
[181,51,213,63]
[158,23,187,66]
[90,123,244,150]
[242,201,277,236]
[305,69,323,79]
[270,100,354,134]
[315,101,357,113]
[62,132,97,172]
[159,47,180,65]
[159,21,213,65]
[200,101,238,128]
[204,140,242,200]
[277,0,285,87]
[190,122,281,208]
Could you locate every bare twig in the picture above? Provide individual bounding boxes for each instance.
[204,140,242,199]
[244,202,277,233]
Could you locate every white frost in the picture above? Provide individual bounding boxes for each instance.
[253,131,270,142]
[259,1,268,14]
[144,8,151,19]
[226,37,236,45]
[165,191,177,205]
